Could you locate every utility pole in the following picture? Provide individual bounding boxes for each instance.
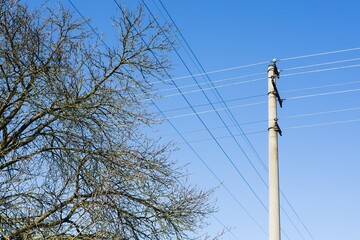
[268,60,282,240]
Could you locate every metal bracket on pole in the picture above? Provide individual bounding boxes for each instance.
[271,59,280,78]
[274,118,282,136]
[271,78,283,108]
[268,118,282,136]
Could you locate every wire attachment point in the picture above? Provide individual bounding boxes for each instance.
[274,118,282,136]
[271,78,283,108]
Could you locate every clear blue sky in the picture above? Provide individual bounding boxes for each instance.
[29,1,360,239]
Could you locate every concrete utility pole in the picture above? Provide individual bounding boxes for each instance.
[268,61,281,240]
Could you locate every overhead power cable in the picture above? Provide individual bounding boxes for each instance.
[153,64,360,100]
[152,77,265,100]
[159,47,360,83]
[160,93,267,114]
[166,106,360,139]
[153,57,360,96]
[279,47,360,62]
[281,64,360,78]
[283,80,360,93]
[166,101,267,120]
[282,57,360,72]
[286,88,360,101]
[286,118,360,130]
[186,118,360,144]
[160,79,360,114]
[165,87,360,120]
[163,121,266,138]
[155,62,269,84]
[151,72,264,94]
[282,107,360,120]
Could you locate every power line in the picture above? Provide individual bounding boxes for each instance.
[286,88,360,101]
[185,117,360,144]
[160,93,266,114]
[158,46,360,83]
[154,61,268,84]
[153,64,360,100]
[166,101,266,120]
[281,57,360,72]
[168,128,266,141]
[149,57,360,100]
[285,118,360,130]
[159,79,360,114]
[169,107,360,143]
[164,87,360,120]
[182,130,268,144]
[149,77,265,100]
[283,80,360,93]
[151,72,264,94]
[153,57,360,97]
[282,107,360,120]
[164,106,360,138]
[281,64,360,78]
[279,47,360,62]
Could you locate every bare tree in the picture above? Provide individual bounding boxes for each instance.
[0,1,215,239]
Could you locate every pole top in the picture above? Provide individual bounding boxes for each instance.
[268,59,280,78]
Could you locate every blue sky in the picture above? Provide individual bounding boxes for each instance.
[29,1,360,239]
